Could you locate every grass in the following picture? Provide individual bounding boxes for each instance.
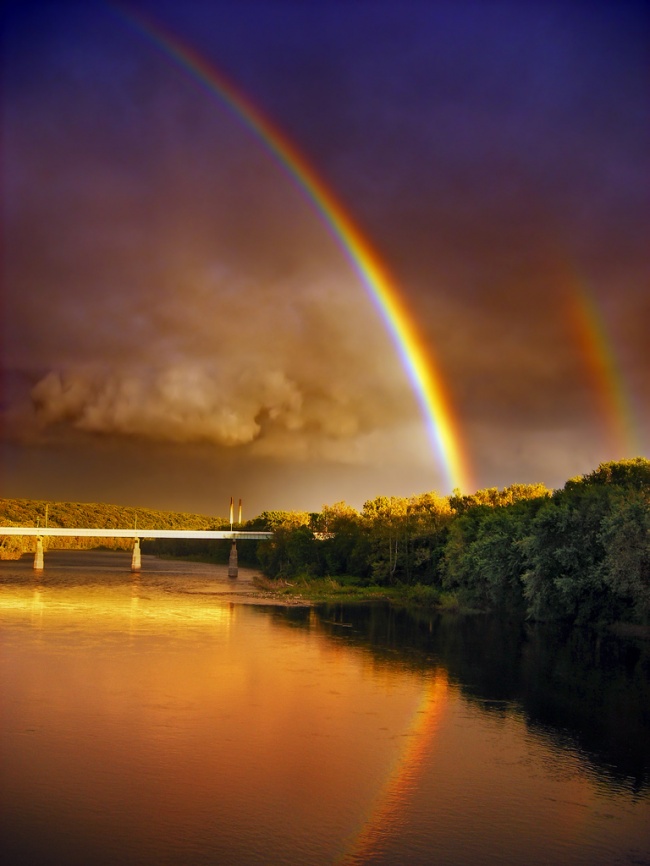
[253,574,386,603]
[253,573,460,609]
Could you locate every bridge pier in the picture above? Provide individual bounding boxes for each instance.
[228,540,238,579]
[131,538,141,572]
[34,536,44,571]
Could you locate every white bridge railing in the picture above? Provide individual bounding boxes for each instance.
[0,527,272,540]
[0,526,273,573]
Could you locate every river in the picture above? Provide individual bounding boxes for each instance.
[1,551,648,865]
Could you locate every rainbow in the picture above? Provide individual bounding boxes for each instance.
[562,269,641,459]
[110,2,472,492]
[337,671,449,864]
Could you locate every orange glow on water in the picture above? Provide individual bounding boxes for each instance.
[0,577,428,864]
[339,671,449,864]
[1,556,649,865]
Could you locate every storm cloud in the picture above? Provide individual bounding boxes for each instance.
[1,0,647,512]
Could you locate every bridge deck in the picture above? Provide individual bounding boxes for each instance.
[0,527,272,540]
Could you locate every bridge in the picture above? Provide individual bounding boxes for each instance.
[0,527,273,576]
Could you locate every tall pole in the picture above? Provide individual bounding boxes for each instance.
[229,497,234,532]
[238,499,242,526]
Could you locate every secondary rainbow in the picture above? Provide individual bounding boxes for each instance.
[111,2,472,492]
[559,260,641,460]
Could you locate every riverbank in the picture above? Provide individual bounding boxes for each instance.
[251,573,461,609]
[250,573,650,635]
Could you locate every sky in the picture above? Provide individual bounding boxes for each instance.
[1,0,648,518]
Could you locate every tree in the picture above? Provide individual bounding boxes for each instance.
[600,489,650,622]
[522,482,620,623]
[406,492,454,585]
[246,510,311,531]
[449,483,550,513]
[362,496,409,583]
[566,458,650,492]
[253,511,314,578]
[315,502,371,579]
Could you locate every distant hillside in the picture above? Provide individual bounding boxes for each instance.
[0,498,228,559]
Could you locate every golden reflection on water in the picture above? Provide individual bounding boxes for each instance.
[29,587,45,629]
[0,584,237,630]
[1,564,649,866]
[0,576,429,865]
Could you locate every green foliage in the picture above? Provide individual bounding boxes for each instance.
[443,504,533,611]
[318,504,372,582]
[522,459,650,624]
[449,482,550,514]
[362,495,408,584]
[521,499,600,622]
[565,458,650,491]
[250,510,316,578]
[400,582,447,608]
[359,493,454,586]
[257,525,318,579]
[246,510,311,531]
[600,488,650,622]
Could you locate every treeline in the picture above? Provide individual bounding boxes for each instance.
[2,458,648,624]
[255,459,650,626]
[0,498,226,559]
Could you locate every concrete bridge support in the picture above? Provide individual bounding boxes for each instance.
[131,538,141,572]
[228,541,238,579]
[34,537,44,570]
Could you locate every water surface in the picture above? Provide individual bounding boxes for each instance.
[1,552,648,865]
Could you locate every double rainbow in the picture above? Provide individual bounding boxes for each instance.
[111,2,473,493]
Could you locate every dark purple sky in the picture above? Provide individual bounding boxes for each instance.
[1,0,648,516]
